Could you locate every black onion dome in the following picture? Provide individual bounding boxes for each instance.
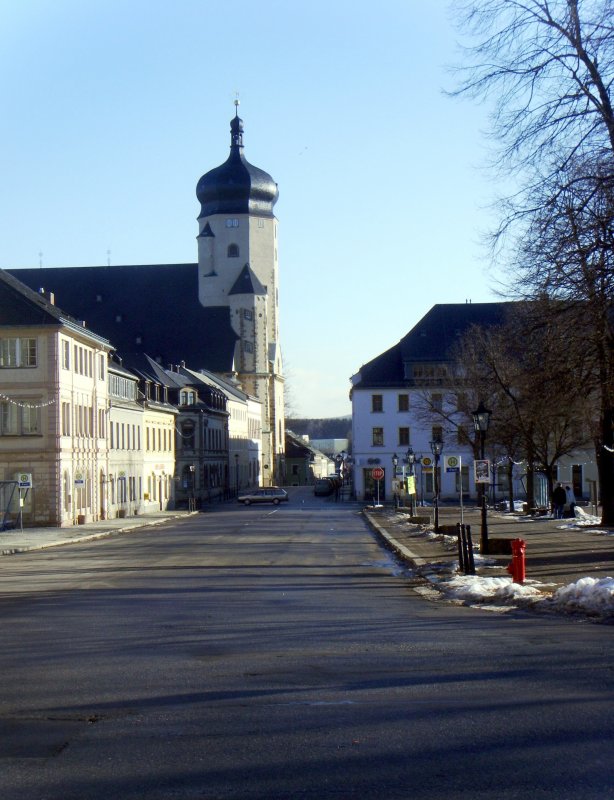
[196,113,279,218]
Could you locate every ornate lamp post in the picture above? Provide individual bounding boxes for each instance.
[429,436,444,532]
[472,401,492,554]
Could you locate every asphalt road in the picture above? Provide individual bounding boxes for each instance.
[0,487,612,799]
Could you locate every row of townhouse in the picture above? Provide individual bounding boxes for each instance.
[351,303,599,506]
[0,270,263,528]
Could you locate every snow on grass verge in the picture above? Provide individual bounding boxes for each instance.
[548,576,614,616]
[441,575,543,605]
[438,573,614,619]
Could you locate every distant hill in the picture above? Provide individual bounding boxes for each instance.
[287,417,351,440]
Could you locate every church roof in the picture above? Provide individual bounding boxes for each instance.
[354,302,514,388]
[229,263,267,296]
[9,263,238,372]
[196,111,278,218]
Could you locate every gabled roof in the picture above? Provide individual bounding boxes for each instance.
[9,263,238,372]
[285,429,330,460]
[180,364,257,403]
[354,302,514,388]
[229,263,266,296]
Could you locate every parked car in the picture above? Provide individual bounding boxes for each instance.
[238,487,289,505]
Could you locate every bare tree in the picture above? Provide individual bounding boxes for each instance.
[451,1,614,177]
[445,306,592,509]
[452,0,614,521]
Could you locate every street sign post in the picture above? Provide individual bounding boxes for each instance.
[372,467,384,506]
[16,473,32,533]
[445,455,464,523]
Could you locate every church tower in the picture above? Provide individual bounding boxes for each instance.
[195,106,285,484]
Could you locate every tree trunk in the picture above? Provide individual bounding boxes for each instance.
[506,460,515,512]
[598,407,614,525]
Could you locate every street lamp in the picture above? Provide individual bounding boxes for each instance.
[429,436,444,533]
[234,453,239,498]
[392,453,399,508]
[406,446,416,515]
[472,400,492,554]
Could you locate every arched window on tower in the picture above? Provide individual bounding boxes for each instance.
[227,244,240,258]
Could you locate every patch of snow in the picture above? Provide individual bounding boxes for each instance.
[441,575,543,605]
[435,573,614,619]
[557,506,604,528]
[548,576,614,616]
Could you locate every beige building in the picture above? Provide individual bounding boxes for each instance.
[0,271,112,526]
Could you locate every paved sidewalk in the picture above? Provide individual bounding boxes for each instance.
[0,509,197,555]
[364,505,614,602]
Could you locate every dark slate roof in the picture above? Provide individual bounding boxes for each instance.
[0,268,76,327]
[355,303,514,388]
[229,263,267,296]
[9,263,238,372]
[0,268,111,347]
[196,113,278,218]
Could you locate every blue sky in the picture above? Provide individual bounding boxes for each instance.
[0,1,503,418]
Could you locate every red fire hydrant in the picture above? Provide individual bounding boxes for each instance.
[506,538,526,584]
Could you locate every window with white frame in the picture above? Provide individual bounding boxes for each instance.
[62,402,71,435]
[0,337,37,368]
[62,340,70,370]
[180,390,196,406]
[0,399,41,435]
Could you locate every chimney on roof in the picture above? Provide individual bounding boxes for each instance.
[38,287,55,305]
[180,360,186,368]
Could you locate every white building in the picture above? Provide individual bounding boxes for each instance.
[351,303,598,505]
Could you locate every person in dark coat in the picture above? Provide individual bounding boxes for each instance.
[552,483,566,519]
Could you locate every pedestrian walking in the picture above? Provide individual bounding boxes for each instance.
[552,482,566,519]
[565,485,576,518]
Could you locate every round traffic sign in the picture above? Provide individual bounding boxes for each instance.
[372,467,384,480]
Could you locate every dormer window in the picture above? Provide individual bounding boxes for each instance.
[180,390,196,406]
[225,218,239,228]
[227,244,240,258]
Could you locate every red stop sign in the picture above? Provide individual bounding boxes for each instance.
[372,467,384,480]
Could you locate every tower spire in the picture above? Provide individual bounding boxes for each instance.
[230,98,244,149]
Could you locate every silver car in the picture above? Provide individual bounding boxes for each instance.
[238,487,289,505]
